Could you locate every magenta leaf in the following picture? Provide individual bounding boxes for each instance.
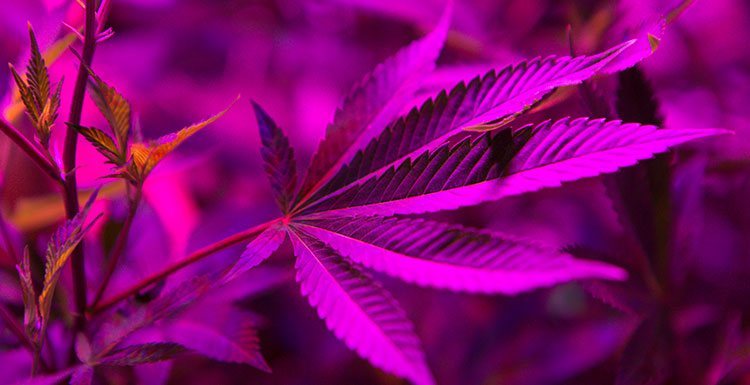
[297,216,625,294]
[295,41,634,210]
[220,223,285,284]
[68,366,93,385]
[162,307,270,372]
[97,343,189,366]
[92,275,213,355]
[616,312,671,385]
[289,229,434,385]
[295,2,453,202]
[253,102,298,214]
[299,118,726,216]
[601,17,666,74]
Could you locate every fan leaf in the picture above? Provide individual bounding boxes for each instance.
[220,222,285,284]
[97,343,188,366]
[72,124,122,165]
[297,216,625,294]
[289,230,434,385]
[130,96,238,179]
[163,309,270,372]
[87,73,131,156]
[296,2,452,202]
[38,189,100,327]
[252,102,298,214]
[297,41,634,210]
[300,118,727,216]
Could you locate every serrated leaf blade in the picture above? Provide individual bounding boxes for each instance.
[297,216,626,294]
[289,230,434,385]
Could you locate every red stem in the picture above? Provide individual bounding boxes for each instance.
[0,118,61,183]
[89,218,279,315]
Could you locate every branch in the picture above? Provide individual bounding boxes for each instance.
[90,184,141,307]
[63,0,105,338]
[89,218,280,315]
[0,118,61,183]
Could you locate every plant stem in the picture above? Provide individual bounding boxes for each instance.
[0,118,61,184]
[90,184,142,307]
[89,218,280,315]
[63,0,99,339]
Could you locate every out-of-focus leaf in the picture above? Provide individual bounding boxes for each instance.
[129,96,238,179]
[606,66,670,277]
[616,312,671,385]
[298,216,626,294]
[92,275,213,356]
[296,2,452,201]
[295,41,634,211]
[9,366,82,385]
[96,342,188,366]
[68,366,93,385]
[601,18,666,74]
[163,308,270,372]
[300,118,727,217]
[289,230,434,385]
[252,102,298,214]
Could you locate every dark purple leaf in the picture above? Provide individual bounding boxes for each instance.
[97,342,188,366]
[253,102,298,214]
[295,41,634,210]
[300,118,726,216]
[616,312,671,385]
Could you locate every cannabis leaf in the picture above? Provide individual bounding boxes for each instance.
[289,231,433,385]
[295,2,453,202]
[8,23,63,149]
[128,96,238,180]
[72,68,238,183]
[15,189,100,349]
[96,342,189,366]
[296,216,625,294]
[227,3,729,382]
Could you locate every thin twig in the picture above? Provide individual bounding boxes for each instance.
[0,302,33,351]
[90,184,142,307]
[0,118,61,184]
[89,218,280,315]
